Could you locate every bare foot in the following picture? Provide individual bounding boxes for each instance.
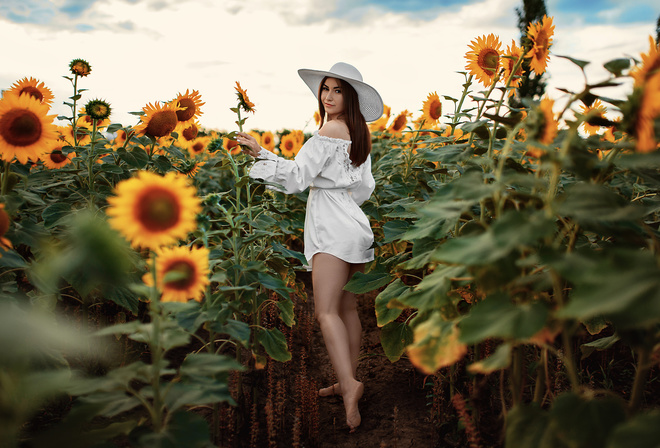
[342,380,364,433]
[318,383,341,397]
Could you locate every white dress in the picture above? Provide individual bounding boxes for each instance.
[249,131,375,270]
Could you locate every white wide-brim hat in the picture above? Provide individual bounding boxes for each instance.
[298,62,384,122]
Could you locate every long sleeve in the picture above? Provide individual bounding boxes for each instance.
[248,135,332,194]
[351,155,375,206]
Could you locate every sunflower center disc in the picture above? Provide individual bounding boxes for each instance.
[482,50,499,71]
[176,98,196,122]
[164,261,195,289]
[1,109,42,147]
[50,152,67,163]
[137,188,181,231]
[21,87,44,102]
[146,111,178,138]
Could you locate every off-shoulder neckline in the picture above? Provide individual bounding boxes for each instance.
[313,130,351,144]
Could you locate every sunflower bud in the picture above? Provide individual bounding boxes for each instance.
[85,99,112,121]
[69,58,92,77]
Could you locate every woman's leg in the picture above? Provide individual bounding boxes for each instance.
[318,262,364,396]
[312,253,364,431]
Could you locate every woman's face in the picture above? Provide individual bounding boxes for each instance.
[320,77,345,120]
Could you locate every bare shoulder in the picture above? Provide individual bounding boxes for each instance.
[319,120,350,141]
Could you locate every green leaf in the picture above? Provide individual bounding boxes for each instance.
[607,410,660,448]
[549,392,626,447]
[271,241,307,265]
[164,382,235,413]
[433,211,555,265]
[153,155,172,173]
[118,147,148,169]
[580,334,620,360]
[468,342,512,374]
[555,250,660,328]
[505,403,550,448]
[556,54,590,70]
[343,271,393,294]
[374,279,409,326]
[132,411,211,448]
[382,220,410,243]
[603,58,631,76]
[257,272,292,299]
[103,285,139,315]
[257,327,291,362]
[380,321,413,362]
[42,203,72,229]
[179,353,244,377]
[557,183,649,223]
[398,265,465,313]
[459,293,549,344]
[277,298,296,327]
[99,164,124,174]
[210,319,250,347]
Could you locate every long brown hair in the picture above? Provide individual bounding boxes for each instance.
[317,77,372,166]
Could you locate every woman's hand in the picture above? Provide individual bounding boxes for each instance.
[235,132,261,157]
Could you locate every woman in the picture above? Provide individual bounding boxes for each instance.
[235,62,383,432]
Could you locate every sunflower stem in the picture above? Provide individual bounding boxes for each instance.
[451,74,473,132]
[148,254,165,435]
[72,75,79,147]
[1,161,11,197]
[87,119,98,207]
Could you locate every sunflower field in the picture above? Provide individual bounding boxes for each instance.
[2,14,660,448]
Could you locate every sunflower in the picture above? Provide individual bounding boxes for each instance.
[176,159,204,178]
[465,34,502,87]
[525,97,558,157]
[6,77,54,107]
[261,130,276,152]
[106,170,202,249]
[630,36,660,153]
[224,137,241,156]
[421,92,442,127]
[177,121,200,151]
[146,245,210,303]
[0,94,58,164]
[189,136,211,156]
[69,58,91,77]
[502,40,525,93]
[525,15,554,76]
[388,109,411,135]
[313,111,322,126]
[291,130,305,147]
[173,89,204,126]
[579,99,608,136]
[235,81,256,113]
[134,101,181,138]
[279,133,298,158]
[41,144,74,169]
[0,203,12,253]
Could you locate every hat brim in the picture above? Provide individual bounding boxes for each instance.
[298,68,384,122]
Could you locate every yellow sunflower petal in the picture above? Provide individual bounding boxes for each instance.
[525,15,554,76]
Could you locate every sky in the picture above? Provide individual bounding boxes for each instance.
[1,0,658,134]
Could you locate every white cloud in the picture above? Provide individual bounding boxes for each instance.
[0,0,653,135]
